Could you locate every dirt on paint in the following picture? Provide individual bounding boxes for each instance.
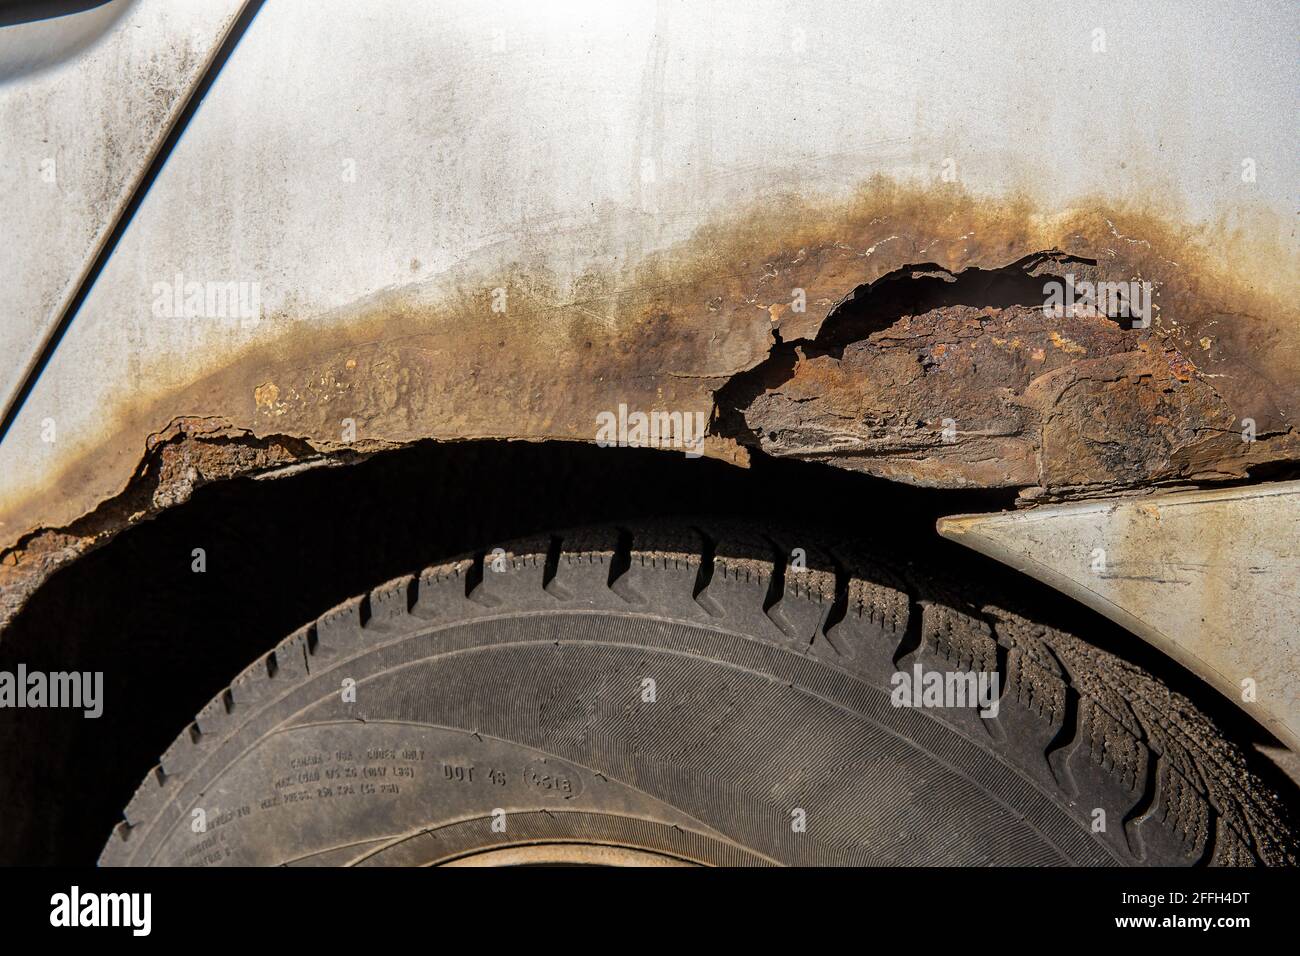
[1,177,1297,630]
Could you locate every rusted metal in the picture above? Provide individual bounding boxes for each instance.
[1,181,1298,630]
[0,417,368,627]
[1,3,1297,654]
[714,247,1300,498]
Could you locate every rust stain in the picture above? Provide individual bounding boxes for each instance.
[2,176,1298,628]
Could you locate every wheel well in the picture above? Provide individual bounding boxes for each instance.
[0,438,1291,863]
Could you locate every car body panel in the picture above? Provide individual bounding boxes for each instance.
[0,0,1296,741]
[0,0,245,425]
[940,481,1300,751]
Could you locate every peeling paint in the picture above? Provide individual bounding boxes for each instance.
[2,178,1298,627]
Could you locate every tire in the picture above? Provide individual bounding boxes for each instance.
[100,521,1297,866]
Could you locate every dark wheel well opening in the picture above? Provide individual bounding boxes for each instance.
[0,438,1292,864]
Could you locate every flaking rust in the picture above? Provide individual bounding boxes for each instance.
[2,177,1298,628]
[713,251,1300,499]
[0,418,376,629]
